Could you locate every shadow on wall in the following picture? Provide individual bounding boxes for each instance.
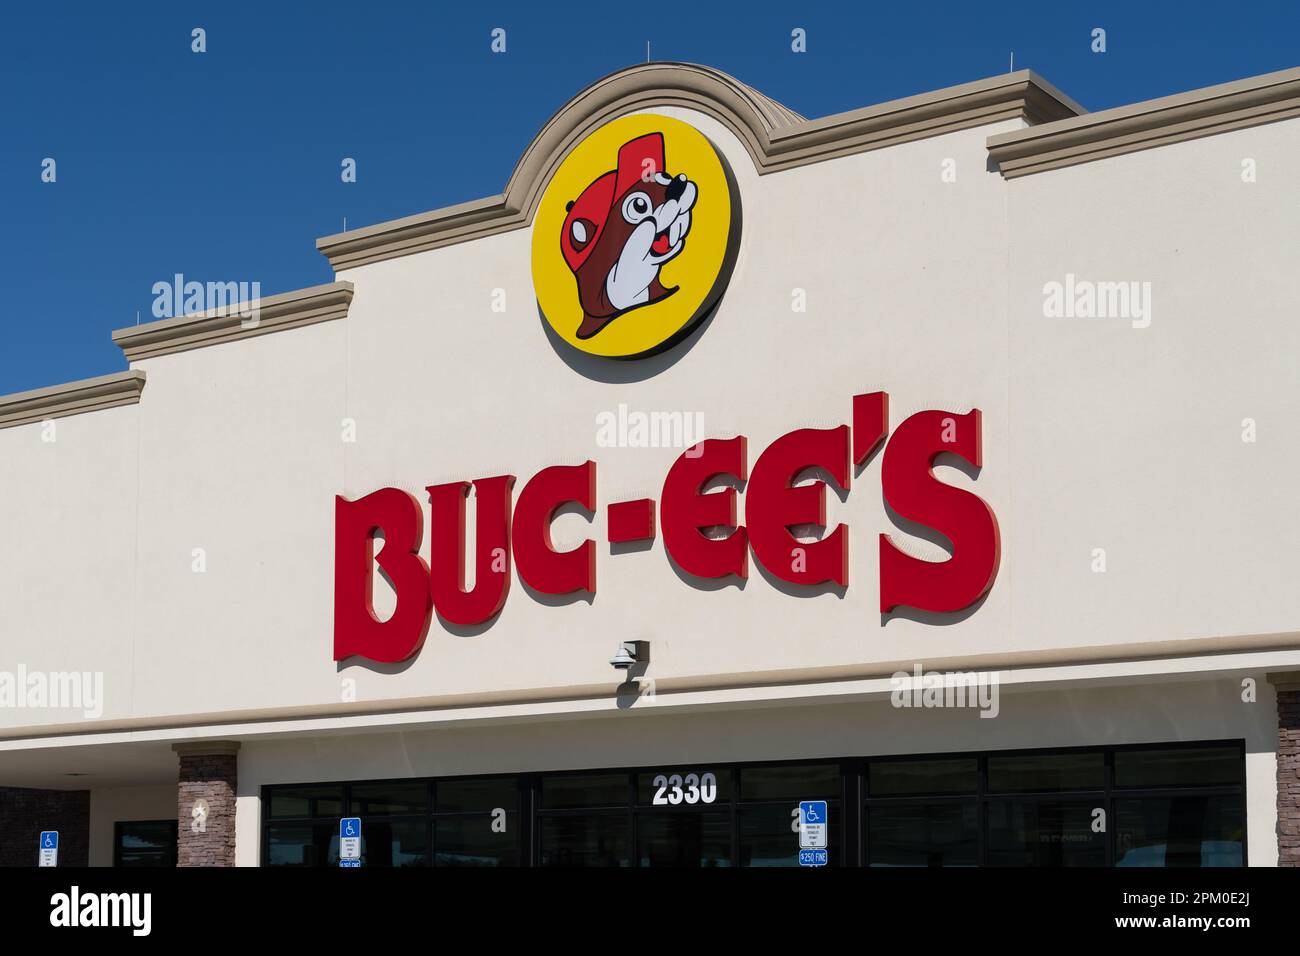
[879,450,991,626]
[536,298,722,384]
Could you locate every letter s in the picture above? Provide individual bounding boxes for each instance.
[879,410,999,613]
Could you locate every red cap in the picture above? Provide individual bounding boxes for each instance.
[560,133,666,273]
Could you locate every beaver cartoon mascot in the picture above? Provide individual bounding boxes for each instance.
[559,132,698,340]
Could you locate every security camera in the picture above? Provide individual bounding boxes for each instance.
[610,640,649,670]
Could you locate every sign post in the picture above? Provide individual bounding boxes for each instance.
[339,817,361,868]
[38,831,58,867]
[797,801,828,868]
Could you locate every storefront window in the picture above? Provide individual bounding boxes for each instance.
[736,763,840,867]
[987,752,1104,792]
[260,742,1246,867]
[267,785,343,819]
[434,776,521,866]
[986,800,1106,866]
[266,821,338,866]
[739,764,838,802]
[539,814,631,867]
[867,803,977,867]
[1114,746,1241,789]
[1115,794,1244,867]
[114,820,178,867]
[869,757,977,796]
[360,817,428,867]
[541,772,627,809]
[739,802,841,867]
[351,782,427,816]
[637,812,731,867]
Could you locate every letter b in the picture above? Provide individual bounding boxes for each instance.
[334,488,432,662]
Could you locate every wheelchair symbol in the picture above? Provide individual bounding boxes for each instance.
[803,806,821,823]
[44,834,54,848]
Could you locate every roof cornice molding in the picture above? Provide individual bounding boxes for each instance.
[111,281,353,362]
[0,370,146,430]
[316,63,1082,271]
[988,65,1300,178]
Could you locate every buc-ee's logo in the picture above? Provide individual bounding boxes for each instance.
[531,114,739,358]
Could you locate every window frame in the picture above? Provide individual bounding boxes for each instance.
[260,739,1247,867]
[113,819,179,868]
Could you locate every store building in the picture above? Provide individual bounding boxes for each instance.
[1,62,1298,867]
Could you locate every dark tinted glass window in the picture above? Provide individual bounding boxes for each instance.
[740,764,838,802]
[542,773,627,809]
[637,812,731,867]
[637,769,729,807]
[1115,795,1244,867]
[351,782,427,816]
[868,803,977,867]
[268,785,343,819]
[870,758,976,796]
[266,822,338,866]
[436,813,520,867]
[436,777,519,814]
[539,814,630,866]
[739,803,840,867]
[360,817,428,867]
[1114,747,1241,789]
[987,752,1104,793]
[115,821,177,867]
[986,800,1105,866]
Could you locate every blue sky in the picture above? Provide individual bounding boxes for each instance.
[2,1,1297,393]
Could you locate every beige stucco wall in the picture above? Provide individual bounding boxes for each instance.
[88,784,176,866]
[0,104,1295,734]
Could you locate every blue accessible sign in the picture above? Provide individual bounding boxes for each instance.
[339,817,362,867]
[797,800,828,867]
[38,831,58,868]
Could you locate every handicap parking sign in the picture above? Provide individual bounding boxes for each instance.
[339,817,362,863]
[38,831,58,867]
[798,800,828,851]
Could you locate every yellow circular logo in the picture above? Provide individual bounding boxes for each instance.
[531,114,739,359]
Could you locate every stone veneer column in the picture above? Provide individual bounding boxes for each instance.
[1269,675,1300,867]
[173,741,240,867]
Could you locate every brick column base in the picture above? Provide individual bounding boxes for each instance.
[173,741,240,867]
[1270,676,1300,866]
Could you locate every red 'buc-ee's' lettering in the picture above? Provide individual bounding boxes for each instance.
[333,394,1002,663]
[427,475,516,627]
[333,487,432,664]
[879,409,1001,614]
[512,461,597,596]
[746,425,851,587]
[660,436,748,579]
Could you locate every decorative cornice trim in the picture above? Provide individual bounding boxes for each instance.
[111,281,353,362]
[988,65,1300,178]
[316,63,1082,271]
[3,630,1295,743]
[0,370,146,430]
